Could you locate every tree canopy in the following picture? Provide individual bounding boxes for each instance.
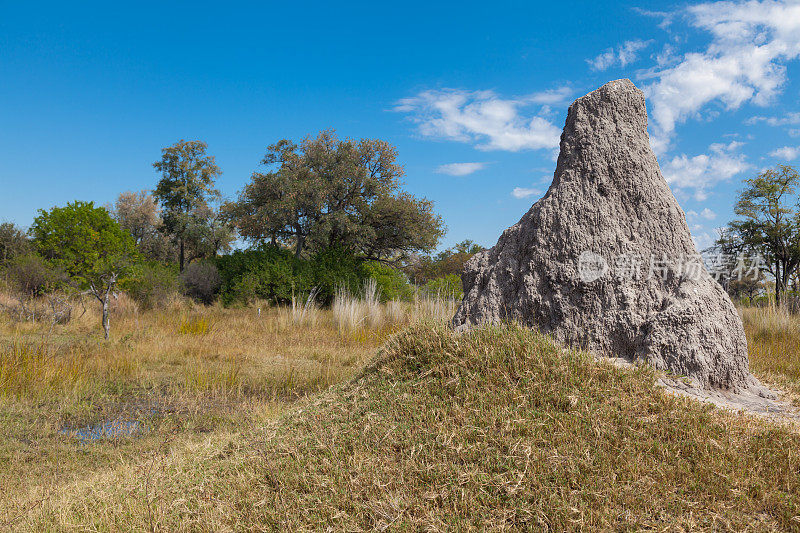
[111,190,175,262]
[153,140,231,270]
[722,165,800,304]
[225,131,444,261]
[30,201,139,338]
[404,240,485,285]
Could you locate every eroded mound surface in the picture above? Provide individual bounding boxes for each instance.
[453,79,751,391]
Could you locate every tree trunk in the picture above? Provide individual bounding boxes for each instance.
[179,238,185,272]
[102,290,110,340]
[294,230,304,259]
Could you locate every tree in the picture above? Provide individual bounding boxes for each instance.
[0,222,30,266]
[225,131,444,260]
[30,201,139,339]
[153,140,222,271]
[111,190,175,262]
[180,204,235,262]
[404,240,486,285]
[726,165,800,305]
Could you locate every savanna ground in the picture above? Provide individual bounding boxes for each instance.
[1,295,799,530]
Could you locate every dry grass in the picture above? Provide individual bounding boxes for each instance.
[12,324,800,531]
[742,306,800,398]
[0,339,134,401]
[177,316,213,335]
[0,289,457,526]
[332,280,458,336]
[2,298,800,530]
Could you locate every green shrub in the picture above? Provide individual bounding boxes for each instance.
[215,247,366,306]
[121,262,180,309]
[360,261,414,302]
[423,274,463,301]
[6,254,66,296]
[309,248,363,304]
[216,247,305,305]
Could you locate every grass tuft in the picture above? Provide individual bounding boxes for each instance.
[178,316,213,336]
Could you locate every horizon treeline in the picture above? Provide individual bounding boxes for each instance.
[0,131,486,338]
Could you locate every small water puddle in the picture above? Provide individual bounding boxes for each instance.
[60,419,143,441]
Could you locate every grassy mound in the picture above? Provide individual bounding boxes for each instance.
[21,324,800,531]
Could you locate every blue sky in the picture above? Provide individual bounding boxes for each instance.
[2,1,800,252]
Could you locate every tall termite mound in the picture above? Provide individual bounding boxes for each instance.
[453,79,752,391]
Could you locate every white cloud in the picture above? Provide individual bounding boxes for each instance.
[395,88,568,152]
[524,86,573,105]
[588,40,653,71]
[512,187,543,199]
[642,0,800,153]
[701,207,717,220]
[634,8,678,29]
[769,145,800,160]
[746,111,800,126]
[661,141,750,200]
[435,162,487,176]
[686,207,718,220]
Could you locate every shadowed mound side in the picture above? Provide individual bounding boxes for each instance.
[452,79,753,392]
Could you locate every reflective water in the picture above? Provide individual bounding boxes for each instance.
[60,419,142,440]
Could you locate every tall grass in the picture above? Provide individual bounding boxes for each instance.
[741,306,800,396]
[332,280,458,334]
[279,287,321,327]
[411,290,457,323]
[0,339,134,400]
[332,280,380,333]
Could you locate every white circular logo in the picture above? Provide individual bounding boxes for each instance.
[578,251,608,283]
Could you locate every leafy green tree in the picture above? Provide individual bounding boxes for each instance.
[30,201,139,339]
[404,240,485,285]
[423,273,464,301]
[225,131,444,260]
[726,165,800,305]
[180,205,235,263]
[360,261,414,302]
[153,140,223,271]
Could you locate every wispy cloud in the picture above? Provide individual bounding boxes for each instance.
[395,87,569,152]
[511,187,542,199]
[661,141,750,201]
[687,208,718,220]
[435,162,487,176]
[587,40,652,71]
[769,146,800,160]
[701,207,717,220]
[641,0,800,153]
[746,111,800,126]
